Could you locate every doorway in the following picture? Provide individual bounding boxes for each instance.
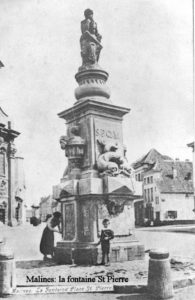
[0,208,5,224]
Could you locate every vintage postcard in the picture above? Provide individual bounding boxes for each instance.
[0,0,194,299]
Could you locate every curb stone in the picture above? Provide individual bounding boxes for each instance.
[113,285,147,294]
[173,276,195,289]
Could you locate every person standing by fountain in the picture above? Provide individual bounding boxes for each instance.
[40,212,62,261]
[97,219,114,265]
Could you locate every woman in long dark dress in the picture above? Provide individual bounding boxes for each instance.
[40,211,62,260]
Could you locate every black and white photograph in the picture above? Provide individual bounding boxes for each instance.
[0,0,194,299]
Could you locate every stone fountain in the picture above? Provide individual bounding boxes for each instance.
[53,9,144,264]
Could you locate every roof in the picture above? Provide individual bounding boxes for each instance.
[132,149,173,169]
[155,160,193,194]
[187,142,194,150]
[108,185,133,195]
[40,195,52,205]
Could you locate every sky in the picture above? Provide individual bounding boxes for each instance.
[0,0,194,206]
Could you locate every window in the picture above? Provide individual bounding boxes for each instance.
[185,172,191,180]
[0,209,5,224]
[150,176,153,183]
[155,196,159,204]
[137,173,143,182]
[0,153,5,176]
[156,211,160,221]
[144,189,147,201]
[167,211,177,219]
[147,177,150,184]
[151,188,153,201]
[148,189,150,202]
[144,178,146,184]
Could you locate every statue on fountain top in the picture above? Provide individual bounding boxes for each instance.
[79,9,103,71]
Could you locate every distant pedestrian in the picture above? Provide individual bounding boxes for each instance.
[97,219,114,265]
[40,211,62,261]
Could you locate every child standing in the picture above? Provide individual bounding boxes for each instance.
[97,219,114,265]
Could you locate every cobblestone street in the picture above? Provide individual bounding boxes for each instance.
[2,223,195,261]
[1,222,195,290]
[16,259,149,287]
[136,227,195,259]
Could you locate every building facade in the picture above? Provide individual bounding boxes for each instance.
[132,149,194,224]
[0,107,26,225]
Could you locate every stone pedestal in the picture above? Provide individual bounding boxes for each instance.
[54,173,144,265]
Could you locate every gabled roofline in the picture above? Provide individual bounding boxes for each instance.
[132,148,173,170]
[187,142,194,150]
[0,107,8,117]
[160,191,193,195]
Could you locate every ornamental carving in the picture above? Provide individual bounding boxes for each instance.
[106,198,127,216]
[9,143,17,158]
[64,203,75,240]
[0,179,8,197]
[96,138,132,177]
[60,125,85,170]
[0,137,7,153]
